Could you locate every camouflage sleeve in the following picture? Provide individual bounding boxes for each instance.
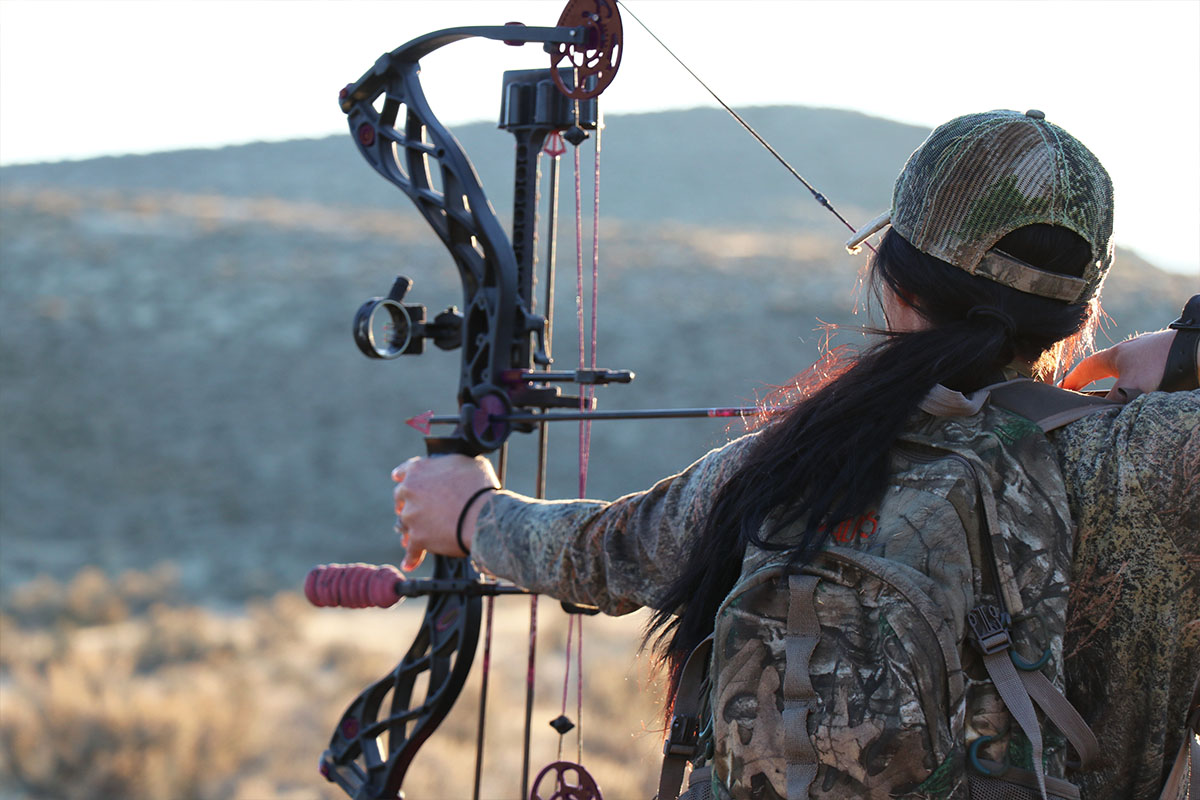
[470,432,760,615]
[1052,389,1199,799]
[1053,389,1199,563]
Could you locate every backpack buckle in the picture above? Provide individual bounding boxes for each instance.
[967,604,1013,656]
[663,713,700,757]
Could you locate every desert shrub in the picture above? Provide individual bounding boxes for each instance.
[6,564,179,631]
[0,618,258,799]
[0,567,265,800]
[64,566,130,626]
[0,566,664,799]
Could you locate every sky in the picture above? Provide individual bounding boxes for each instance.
[1,0,1197,276]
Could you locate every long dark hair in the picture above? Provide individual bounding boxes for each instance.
[646,224,1098,700]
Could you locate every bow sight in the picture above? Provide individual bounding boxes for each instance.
[353,276,461,358]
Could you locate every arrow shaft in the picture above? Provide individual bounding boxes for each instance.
[422,406,771,427]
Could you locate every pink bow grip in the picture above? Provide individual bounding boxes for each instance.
[305,563,404,609]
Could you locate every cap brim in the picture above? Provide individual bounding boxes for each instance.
[845,210,892,254]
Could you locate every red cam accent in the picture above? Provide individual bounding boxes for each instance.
[503,21,526,46]
[544,131,567,157]
[357,122,375,148]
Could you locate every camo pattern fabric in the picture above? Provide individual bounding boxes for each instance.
[472,432,760,614]
[472,390,1199,799]
[706,398,1078,799]
[709,551,965,799]
[1052,390,1200,800]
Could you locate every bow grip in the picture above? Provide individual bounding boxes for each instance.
[425,435,477,457]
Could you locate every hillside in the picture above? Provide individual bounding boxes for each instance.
[0,106,926,235]
[0,106,1192,604]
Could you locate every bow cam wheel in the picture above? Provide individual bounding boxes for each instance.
[529,760,603,800]
[551,0,622,99]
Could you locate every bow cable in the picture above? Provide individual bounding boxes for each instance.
[518,131,563,800]
[575,102,601,498]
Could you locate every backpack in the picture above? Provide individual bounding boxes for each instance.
[658,380,1113,800]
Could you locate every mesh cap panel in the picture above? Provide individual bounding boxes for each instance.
[853,110,1114,303]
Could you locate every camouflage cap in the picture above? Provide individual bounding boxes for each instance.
[846,110,1114,303]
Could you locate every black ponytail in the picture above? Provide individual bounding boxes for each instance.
[646,224,1097,700]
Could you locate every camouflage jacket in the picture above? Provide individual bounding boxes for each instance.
[473,389,1199,799]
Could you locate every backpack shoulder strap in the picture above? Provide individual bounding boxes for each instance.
[658,635,713,800]
[1159,670,1200,800]
[986,379,1118,432]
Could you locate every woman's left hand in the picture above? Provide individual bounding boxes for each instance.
[392,455,499,571]
[1060,329,1176,401]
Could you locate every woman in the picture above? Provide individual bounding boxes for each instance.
[392,111,1199,799]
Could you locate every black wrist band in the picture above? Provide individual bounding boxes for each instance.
[1167,294,1200,332]
[1161,331,1200,392]
[1161,294,1200,392]
[456,487,495,556]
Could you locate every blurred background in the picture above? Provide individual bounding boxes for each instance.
[1,2,1196,798]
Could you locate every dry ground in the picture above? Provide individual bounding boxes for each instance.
[0,565,667,800]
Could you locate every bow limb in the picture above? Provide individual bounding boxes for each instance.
[318,559,482,798]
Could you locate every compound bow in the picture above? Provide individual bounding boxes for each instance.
[306,2,628,798]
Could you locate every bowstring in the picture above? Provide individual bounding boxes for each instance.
[558,614,575,762]
[574,127,594,499]
[616,0,876,254]
[562,90,601,774]
[472,596,494,800]
[578,111,603,766]
[577,614,585,764]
